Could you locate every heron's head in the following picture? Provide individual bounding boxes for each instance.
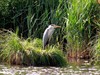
[48,24,61,29]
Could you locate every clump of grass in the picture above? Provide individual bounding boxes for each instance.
[22,40,67,66]
[33,47,67,67]
[33,38,42,48]
[0,31,67,66]
[0,32,24,65]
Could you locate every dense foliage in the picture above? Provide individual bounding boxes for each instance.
[0,0,67,39]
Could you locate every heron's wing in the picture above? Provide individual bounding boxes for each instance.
[43,28,49,49]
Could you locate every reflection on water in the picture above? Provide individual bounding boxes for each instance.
[0,64,100,75]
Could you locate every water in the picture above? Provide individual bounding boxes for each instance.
[0,64,100,75]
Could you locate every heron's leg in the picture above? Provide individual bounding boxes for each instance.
[44,40,49,49]
[46,40,49,45]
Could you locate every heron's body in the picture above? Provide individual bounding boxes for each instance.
[43,24,61,49]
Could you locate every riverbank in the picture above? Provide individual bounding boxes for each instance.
[0,29,99,67]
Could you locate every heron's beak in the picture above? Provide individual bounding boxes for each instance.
[54,25,61,28]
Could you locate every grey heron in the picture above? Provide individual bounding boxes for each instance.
[43,24,61,49]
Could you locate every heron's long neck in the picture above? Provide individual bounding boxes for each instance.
[48,28,55,37]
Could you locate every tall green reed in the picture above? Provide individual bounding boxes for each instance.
[65,0,95,51]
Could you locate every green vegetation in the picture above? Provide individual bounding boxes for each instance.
[66,0,93,51]
[0,0,67,39]
[0,31,67,66]
[0,0,100,66]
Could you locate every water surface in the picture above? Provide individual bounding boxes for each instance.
[0,64,100,75]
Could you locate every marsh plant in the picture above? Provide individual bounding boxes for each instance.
[65,0,98,53]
